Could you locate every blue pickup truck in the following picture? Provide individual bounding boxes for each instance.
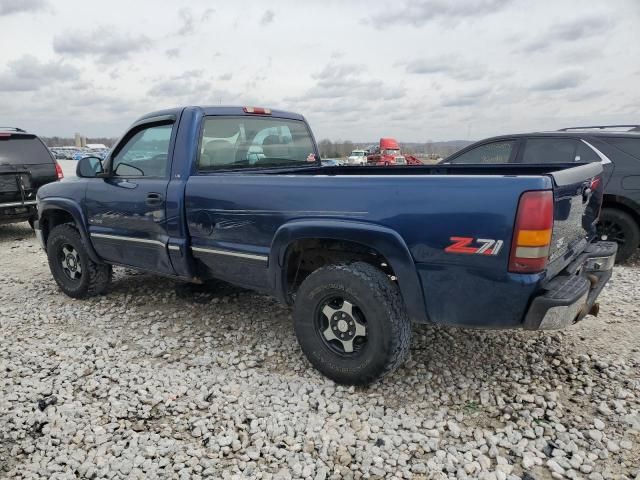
[35,106,616,384]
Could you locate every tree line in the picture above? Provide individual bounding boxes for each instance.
[40,137,117,148]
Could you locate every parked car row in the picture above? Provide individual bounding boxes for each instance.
[50,147,110,161]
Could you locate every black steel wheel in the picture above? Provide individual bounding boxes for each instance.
[294,262,410,385]
[47,224,112,298]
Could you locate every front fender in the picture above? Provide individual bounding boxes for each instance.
[269,219,429,324]
[39,198,102,264]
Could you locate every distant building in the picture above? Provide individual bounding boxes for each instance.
[74,133,87,148]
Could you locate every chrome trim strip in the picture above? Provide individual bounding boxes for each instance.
[168,245,180,251]
[0,200,37,208]
[206,209,367,216]
[581,139,612,165]
[90,233,166,247]
[191,246,268,262]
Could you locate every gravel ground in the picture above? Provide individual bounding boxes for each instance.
[1,223,639,480]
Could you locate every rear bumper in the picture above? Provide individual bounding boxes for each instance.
[523,241,617,330]
[0,201,37,225]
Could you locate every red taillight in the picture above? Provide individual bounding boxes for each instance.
[55,162,64,180]
[243,106,271,115]
[508,190,554,273]
[0,133,10,137]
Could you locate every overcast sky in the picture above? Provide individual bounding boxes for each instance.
[1,0,639,141]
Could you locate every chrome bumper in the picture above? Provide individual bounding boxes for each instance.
[523,241,617,330]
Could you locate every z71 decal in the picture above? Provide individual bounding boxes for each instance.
[445,237,504,256]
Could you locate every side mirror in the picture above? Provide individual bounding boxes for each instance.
[76,156,104,178]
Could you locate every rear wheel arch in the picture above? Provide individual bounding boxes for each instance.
[269,220,429,324]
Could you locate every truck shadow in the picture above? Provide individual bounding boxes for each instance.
[0,222,33,244]
[105,268,562,406]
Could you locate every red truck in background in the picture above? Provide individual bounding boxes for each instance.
[367,138,423,166]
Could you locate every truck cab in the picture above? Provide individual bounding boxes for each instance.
[367,138,406,165]
[347,149,367,165]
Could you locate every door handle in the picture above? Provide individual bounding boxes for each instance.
[146,192,164,206]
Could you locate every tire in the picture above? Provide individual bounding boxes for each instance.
[27,216,36,230]
[597,208,640,263]
[47,224,112,298]
[293,262,411,385]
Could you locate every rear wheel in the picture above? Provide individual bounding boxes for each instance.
[47,224,112,298]
[597,208,640,263]
[293,262,411,385]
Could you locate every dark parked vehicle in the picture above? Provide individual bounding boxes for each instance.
[35,106,615,385]
[0,127,62,227]
[441,125,640,262]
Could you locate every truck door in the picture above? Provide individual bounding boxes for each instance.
[84,119,176,274]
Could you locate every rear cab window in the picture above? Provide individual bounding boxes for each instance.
[197,116,316,171]
[0,134,54,166]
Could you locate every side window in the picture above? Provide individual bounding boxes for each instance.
[111,124,173,177]
[604,137,640,160]
[448,141,515,164]
[521,138,579,164]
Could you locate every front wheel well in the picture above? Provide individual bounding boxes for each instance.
[283,238,396,301]
[40,209,76,245]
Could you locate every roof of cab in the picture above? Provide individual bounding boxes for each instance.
[135,106,306,124]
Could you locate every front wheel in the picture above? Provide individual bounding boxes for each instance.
[596,208,639,263]
[47,224,112,298]
[293,262,411,385]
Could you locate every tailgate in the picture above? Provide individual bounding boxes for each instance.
[547,162,603,269]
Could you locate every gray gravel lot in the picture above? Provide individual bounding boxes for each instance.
[1,223,639,480]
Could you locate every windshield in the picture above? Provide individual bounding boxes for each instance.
[199,116,316,170]
[383,149,401,155]
[350,151,365,157]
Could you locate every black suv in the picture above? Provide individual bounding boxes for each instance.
[441,125,640,262]
[0,127,62,227]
